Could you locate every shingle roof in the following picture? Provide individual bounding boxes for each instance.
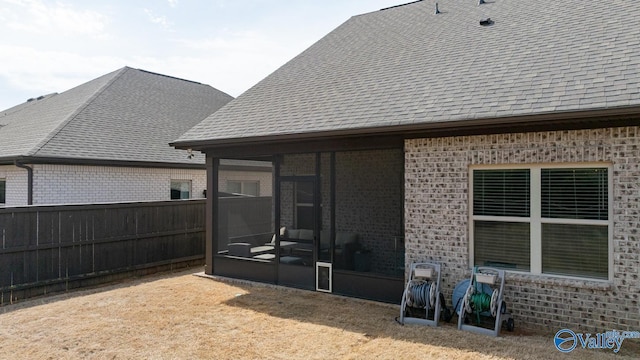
[0,67,233,165]
[174,0,640,147]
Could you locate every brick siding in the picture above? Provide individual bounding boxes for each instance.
[0,166,28,206]
[30,165,207,205]
[218,169,273,196]
[405,126,640,332]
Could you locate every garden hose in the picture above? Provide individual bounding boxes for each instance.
[464,287,500,324]
[406,281,433,309]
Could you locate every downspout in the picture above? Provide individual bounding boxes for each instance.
[14,160,33,205]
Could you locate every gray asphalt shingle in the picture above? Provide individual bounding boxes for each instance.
[175,0,640,146]
[0,67,233,164]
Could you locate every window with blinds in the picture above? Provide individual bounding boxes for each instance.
[471,165,610,280]
[473,169,530,217]
[473,169,531,271]
[540,168,609,279]
[541,168,608,220]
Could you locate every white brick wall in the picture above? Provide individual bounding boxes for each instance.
[30,165,207,205]
[405,126,640,332]
[2,164,272,206]
[218,170,273,196]
[0,165,29,207]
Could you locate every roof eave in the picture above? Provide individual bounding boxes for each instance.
[0,156,206,169]
[171,105,640,151]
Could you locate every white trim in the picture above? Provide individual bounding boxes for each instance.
[608,163,614,281]
[170,179,192,199]
[530,167,542,274]
[316,262,332,293]
[540,218,609,226]
[470,162,610,170]
[473,215,530,223]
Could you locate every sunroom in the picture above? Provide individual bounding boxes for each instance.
[206,140,405,303]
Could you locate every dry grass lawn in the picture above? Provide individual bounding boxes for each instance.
[0,268,637,359]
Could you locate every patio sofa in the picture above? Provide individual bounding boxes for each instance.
[225,228,360,269]
[279,228,360,269]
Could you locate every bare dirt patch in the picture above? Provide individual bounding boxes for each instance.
[0,268,637,359]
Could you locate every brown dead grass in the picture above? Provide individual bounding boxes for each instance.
[0,268,637,359]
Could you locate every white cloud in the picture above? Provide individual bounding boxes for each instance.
[2,0,109,37]
[0,44,124,93]
[167,30,302,95]
[0,0,403,109]
[144,8,172,30]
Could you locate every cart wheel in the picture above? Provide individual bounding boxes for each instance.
[442,307,453,322]
[506,318,515,332]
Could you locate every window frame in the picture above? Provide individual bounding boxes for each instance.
[226,180,260,196]
[469,162,613,281]
[170,180,192,200]
[0,178,5,204]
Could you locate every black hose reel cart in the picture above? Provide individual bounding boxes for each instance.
[399,262,452,326]
[455,266,515,336]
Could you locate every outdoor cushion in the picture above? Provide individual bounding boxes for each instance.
[298,229,314,241]
[250,245,274,255]
[228,243,251,257]
[269,227,288,245]
[280,256,304,265]
[254,253,276,260]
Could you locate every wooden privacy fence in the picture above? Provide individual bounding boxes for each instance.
[0,200,205,303]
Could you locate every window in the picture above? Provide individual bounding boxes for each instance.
[227,180,259,196]
[472,169,531,271]
[170,180,191,199]
[0,179,5,204]
[471,165,610,280]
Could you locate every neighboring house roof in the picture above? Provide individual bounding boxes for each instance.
[174,0,640,150]
[0,67,233,166]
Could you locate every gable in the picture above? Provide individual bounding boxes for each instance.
[0,67,233,165]
[0,70,119,159]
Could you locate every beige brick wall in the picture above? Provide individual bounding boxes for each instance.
[405,126,639,332]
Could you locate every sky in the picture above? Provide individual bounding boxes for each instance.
[0,0,402,110]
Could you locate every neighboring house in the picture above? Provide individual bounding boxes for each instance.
[172,0,640,332]
[0,67,271,206]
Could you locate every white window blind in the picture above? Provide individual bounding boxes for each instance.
[473,169,530,270]
[540,168,609,279]
[541,223,608,279]
[473,169,530,217]
[474,220,530,270]
[541,168,608,220]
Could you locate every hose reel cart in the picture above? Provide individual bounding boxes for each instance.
[399,262,450,326]
[456,266,514,336]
